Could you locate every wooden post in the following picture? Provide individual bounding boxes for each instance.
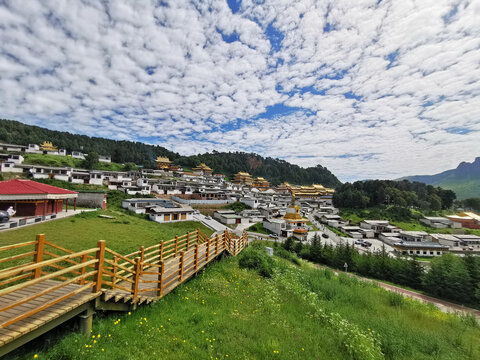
[93,240,106,293]
[132,257,141,302]
[33,234,45,279]
[186,231,190,250]
[179,251,185,281]
[194,243,199,271]
[205,238,210,263]
[157,260,164,297]
[174,236,178,257]
[215,234,219,255]
[140,246,145,271]
[196,228,200,244]
[111,255,118,287]
[74,198,77,211]
[159,241,164,260]
[80,254,88,285]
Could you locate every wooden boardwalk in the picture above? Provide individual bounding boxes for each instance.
[0,229,248,357]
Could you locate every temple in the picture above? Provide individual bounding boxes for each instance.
[283,191,309,240]
[251,177,270,190]
[193,163,213,176]
[276,183,334,199]
[39,141,58,152]
[155,156,172,170]
[233,171,253,185]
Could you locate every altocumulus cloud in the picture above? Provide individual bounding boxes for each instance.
[0,0,479,181]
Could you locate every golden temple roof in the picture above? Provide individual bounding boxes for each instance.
[193,163,212,171]
[236,171,251,176]
[155,156,171,163]
[39,141,57,151]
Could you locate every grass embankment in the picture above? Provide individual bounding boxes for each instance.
[306,221,319,231]
[23,153,127,171]
[11,243,480,360]
[248,222,270,235]
[0,209,214,257]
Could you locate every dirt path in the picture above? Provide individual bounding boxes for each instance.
[312,264,480,319]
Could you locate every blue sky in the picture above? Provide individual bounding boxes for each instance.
[0,0,479,182]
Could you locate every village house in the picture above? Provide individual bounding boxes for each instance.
[0,142,27,152]
[213,210,245,225]
[393,241,449,257]
[262,218,286,236]
[147,205,194,223]
[447,212,480,229]
[420,216,460,229]
[122,198,175,214]
[99,155,111,163]
[0,179,78,217]
[360,220,399,235]
[71,151,85,160]
[398,231,430,242]
[429,234,461,248]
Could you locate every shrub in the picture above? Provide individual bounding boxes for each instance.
[274,247,301,266]
[238,247,274,278]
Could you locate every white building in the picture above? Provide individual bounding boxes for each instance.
[420,216,461,229]
[99,155,112,163]
[71,151,85,160]
[263,218,286,236]
[147,206,194,223]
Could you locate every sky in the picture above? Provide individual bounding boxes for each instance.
[0,0,479,182]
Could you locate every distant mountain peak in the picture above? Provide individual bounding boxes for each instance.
[402,156,480,200]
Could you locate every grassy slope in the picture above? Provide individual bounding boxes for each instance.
[247,222,271,235]
[0,209,214,256]
[23,153,126,171]
[11,248,480,360]
[431,179,480,200]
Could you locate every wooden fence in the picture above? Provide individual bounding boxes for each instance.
[0,228,248,350]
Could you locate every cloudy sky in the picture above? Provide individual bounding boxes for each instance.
[0,0,479,181]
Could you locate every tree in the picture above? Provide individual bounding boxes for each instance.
[423,254,472,303]
[83,152,99,169]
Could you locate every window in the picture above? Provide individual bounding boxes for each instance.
[423,251,427,255]
[430,251,433,255]
[416,250,420,254]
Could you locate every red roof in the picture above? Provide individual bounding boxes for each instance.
[0,179,78,195]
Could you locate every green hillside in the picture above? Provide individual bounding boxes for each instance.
[0,119,341,187]
[10,244,480,360]
[403,157,480,199]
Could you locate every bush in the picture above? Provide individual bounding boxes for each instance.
[238,247,274,278]
[274,247,301,266]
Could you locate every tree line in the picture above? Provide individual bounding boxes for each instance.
[0,119,341,187]
[333,179,456,210]
[284,236,480,306]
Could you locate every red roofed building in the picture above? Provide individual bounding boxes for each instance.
[0,179,78,216]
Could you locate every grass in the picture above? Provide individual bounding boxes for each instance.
[248,222,271,235]
[10,243,480,360]
[23,153,127,171]
[326,224,348,237]
[0,209,214,257]
[306,221,319,231]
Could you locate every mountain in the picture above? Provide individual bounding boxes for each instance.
[0,119,341,188]
[402,157,480,199]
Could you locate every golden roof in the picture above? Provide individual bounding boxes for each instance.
[236,172,251,176]
[39,141,57,151]
[155,156,171,163]
[193,163,212,171]
[255,177,267,181]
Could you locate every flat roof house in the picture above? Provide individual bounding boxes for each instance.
[0,179,78,217]
[147,206,194,223]
[393,241,449,257]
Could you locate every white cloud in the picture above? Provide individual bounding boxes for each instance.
[0,0,479,182]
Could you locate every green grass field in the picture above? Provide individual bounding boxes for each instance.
[248,222,270,235]
[9,243,480,360]
[0,209,214,256]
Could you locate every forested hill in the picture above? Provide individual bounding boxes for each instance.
[0,119,341,187]
[176,152,341,187]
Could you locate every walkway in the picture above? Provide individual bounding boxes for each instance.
[0,229,248,357]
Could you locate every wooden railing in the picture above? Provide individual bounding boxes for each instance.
[0,229,249,330]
